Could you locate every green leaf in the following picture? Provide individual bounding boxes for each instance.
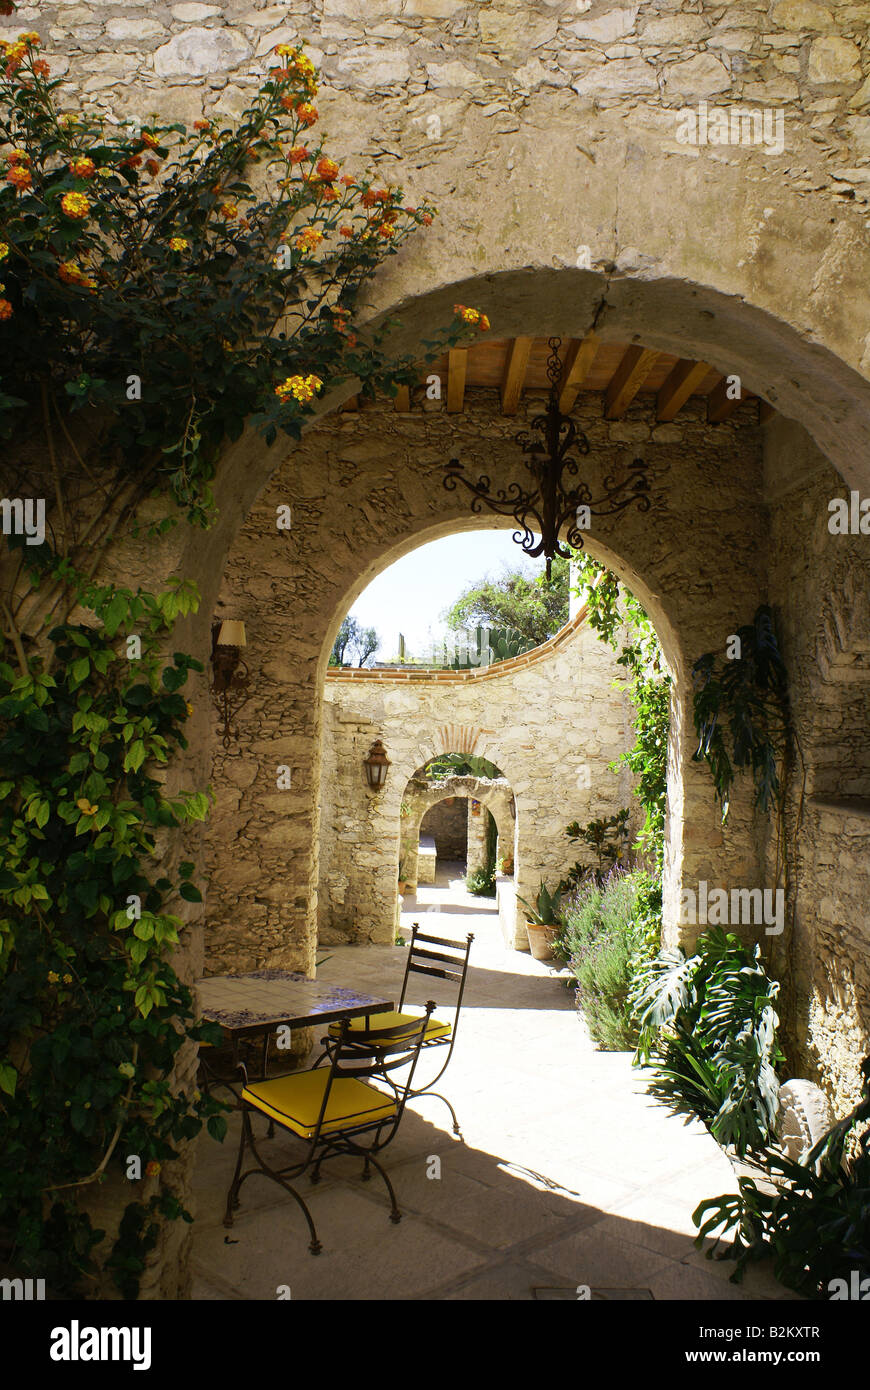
[0,1062,17,1096]
[179,881,202,903]
[125,740,146,773]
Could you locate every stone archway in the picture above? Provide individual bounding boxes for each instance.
[399,772,516,890]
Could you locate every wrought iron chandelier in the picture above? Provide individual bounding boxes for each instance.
[444,337,652,576]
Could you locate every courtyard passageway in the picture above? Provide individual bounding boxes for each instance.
[190,866,790,1301]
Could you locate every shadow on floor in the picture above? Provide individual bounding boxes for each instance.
[190,1089,793,1303]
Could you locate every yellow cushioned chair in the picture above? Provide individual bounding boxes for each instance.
[241,1069,397,1140]
[328,1008,452,1045]
[223,1004,436,1254]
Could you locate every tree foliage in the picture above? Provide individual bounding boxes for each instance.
[442,554,570,647]
[329,616,379,667]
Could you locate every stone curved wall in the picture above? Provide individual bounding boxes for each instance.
[317,606,638,947]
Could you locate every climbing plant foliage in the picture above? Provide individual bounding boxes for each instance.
[572,555,670,872]
[0,31,485,1294]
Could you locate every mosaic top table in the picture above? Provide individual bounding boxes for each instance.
[196,968,393,1083]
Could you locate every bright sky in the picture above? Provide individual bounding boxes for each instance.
[348,529,543,663]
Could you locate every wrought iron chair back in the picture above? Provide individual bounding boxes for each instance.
[398,922,474,1014]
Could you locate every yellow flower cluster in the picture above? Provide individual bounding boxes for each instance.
[273,44,318,95]
[169,236,189,252]
[274,373,323,404]
[0,243,8,261]
[60,191,90,219]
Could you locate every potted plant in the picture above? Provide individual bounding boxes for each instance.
[397,856,408,896]
[518,881,564,961]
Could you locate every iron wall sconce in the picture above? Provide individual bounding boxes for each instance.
[211,619,251,749]
[363,739,391,791]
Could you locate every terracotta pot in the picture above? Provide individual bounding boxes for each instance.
[398,881,407,895]
[526,921,558,961]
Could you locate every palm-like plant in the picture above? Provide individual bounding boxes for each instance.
[694,1055,870,1296]
[632,927,783,1156]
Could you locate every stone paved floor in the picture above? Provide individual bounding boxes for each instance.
[191,864,794,1301]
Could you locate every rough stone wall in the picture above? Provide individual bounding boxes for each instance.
[763,416,870,1111]
[25,1,870,224]
[419,796,467,860]
[318,618,634,946]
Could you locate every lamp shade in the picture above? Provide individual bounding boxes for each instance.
[217,620,247,648]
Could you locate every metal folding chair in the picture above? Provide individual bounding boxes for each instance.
[222,1003,436,1254]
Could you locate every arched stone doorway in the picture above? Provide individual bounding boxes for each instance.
[402,771,516,891]
[188,260,870,1108]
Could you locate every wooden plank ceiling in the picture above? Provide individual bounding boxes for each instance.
[342,334,772,425]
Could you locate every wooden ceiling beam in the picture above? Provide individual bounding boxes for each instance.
[604,345,660,419]
[707,375,745,423]
[447,348,467,414]
[500,336,534,415]
[656,358,710,421]
[341,395,359,412]
[557,334,600,413]
[758,400,776,424]
[394,384,411,412]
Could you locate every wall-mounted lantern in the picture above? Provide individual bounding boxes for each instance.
[363,739,391,791]
[211,619,251,748]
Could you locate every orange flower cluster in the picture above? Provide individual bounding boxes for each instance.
[68,156,96,178]
[295,226,323,252]
[2,30,38,75]
[0,297,12,320]
[58,259,96,290]
[332,307,357,347]
[288,145,309,165]
[218,202,238,220]
[454,304,491,331]
[275,373,323,404]
[169,236,189,252]
[316,157,339,181]
[295,102,318,128]
[5,163,31,191]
